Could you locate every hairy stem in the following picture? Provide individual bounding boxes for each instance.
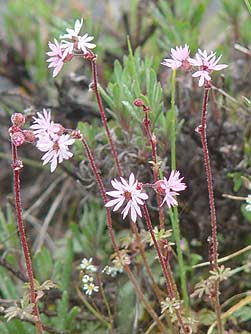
[11,143,43,334]
[199,88,223,334]
[130,221,164,303]
[80,136,166,332]
[89,55,122,177]
[142,204,186,333]
[142,106,165,229]
[170,69,189,310]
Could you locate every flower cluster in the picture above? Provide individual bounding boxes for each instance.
[79,258,99,296]
[30,109,75,172]
[47,18,96,77]
[245,195,251,211]
[106,171,186,222]
[162,45,228,87]
[82,275,99,296]
[9,113,36,148]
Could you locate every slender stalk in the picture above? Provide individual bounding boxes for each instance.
[170,69,189,310]
[11,143,43,334]
[80,136,166,332]
[76,285,110,327]
[89,54,122,177]
[142,105,165,229]
[199,88,223,334]
[98,277,113,333]
[130,221,164,303]
[142,204,186,333]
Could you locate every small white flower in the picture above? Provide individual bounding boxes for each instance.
[80,258,97,273]
[105,173,148,223]
[102,265,122,277]
[82,275,93,284]
[246,195,251,211]
[36,134,75,173]
[83,282,99,296]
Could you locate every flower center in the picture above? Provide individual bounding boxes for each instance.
[124,191,132,200]
[53,141,59,152]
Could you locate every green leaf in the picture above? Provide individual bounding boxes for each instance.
[33,246,53,282]
[61,237,74,291]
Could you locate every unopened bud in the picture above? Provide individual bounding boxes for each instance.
[11,113,25,127]
[84,52,96,61]
[71,129,82,139]
[12,159,23,171]
[134,98,145,107]
[153,180,165,195]
[136,182,143,190]
[23,130,36,143]
[11,132,25,147]
[52,123,65,135]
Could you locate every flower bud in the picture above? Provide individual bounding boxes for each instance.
[71,129,82,139]
[12,159,23,171]
[134,98,145,107]
[11,132,25,147]
[11,113,25,127]
[52,123,65,135]
[23,130,36,143]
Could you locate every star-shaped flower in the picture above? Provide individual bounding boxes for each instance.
[46,39,68,77]
[60,18,96,55]
[190,49,228,87]
[161,44,191,70]
[36,133,75,173]
[155,171,186,208]
[105,173,148,223]
[30,109,63,137]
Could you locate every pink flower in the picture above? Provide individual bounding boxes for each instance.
[36,134,75,173]
[60,18,96,55]
[30,109,63,138]
[105,173,148,223]
[161,44,191,70]
[60,18,83,40]
[46,39,67,77]
[190,49,228,87]
[156,170,186,208]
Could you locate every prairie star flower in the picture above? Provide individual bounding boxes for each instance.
[30,109,63,137]
[105,173,148,223]
[60,18,96,55]
[36,133,75,173]
[155,170,186,208]
[161,44,191,70]
[60,18,83,40]
[46,39,68,77]
[190,49,228,87]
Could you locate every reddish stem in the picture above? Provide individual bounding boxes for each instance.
[142,106,165,229]
[89,56,122,177]
[199,88,218,270]
[199,88,223,334]
[80,136,166,332]
[142,204,186,333]
[11,143,43,334]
